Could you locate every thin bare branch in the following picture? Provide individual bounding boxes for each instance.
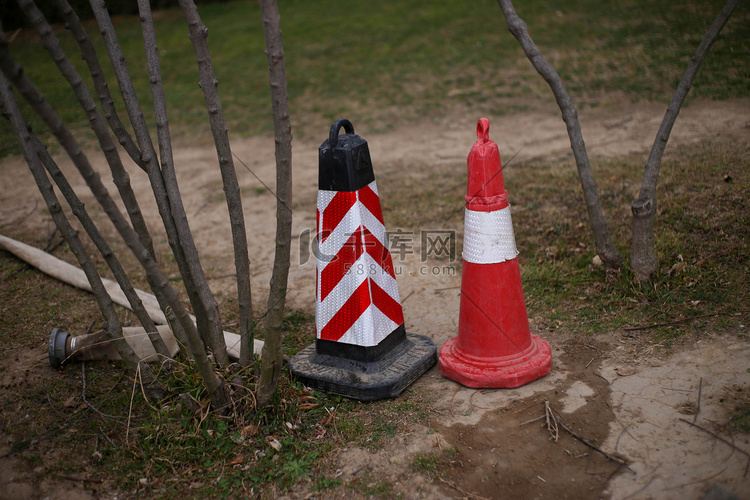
[51,0,144,171]
[135,0,228,365]
[496,0,623,270]
[556,417,632,472]
[256,0,293,407]
[679,418,750,459]
[17,0,171,358]
[178,0,254,366]
[89,0,227,366]
[630,0,740,281]
[2,6,228,409]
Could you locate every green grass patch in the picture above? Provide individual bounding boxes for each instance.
[410,447,459,478]
[517,141,749,340]
[348,472,393,497]
[733,407,750,433]
[311,475,342,492]
[2,0,748,156]
[411,453,438,473]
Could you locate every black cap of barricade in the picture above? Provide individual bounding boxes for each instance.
[319,119,376,192]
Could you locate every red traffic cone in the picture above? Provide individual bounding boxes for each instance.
[439,118,551,388]
[289,119,436,400]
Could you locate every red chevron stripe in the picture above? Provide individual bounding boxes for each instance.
[361,227,396,279]
[320,227,364,301]
[370,279,404,326]
[358,184,385,225]
[321,191,357,243]
[320,279,371,341]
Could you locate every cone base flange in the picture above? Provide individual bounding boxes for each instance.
[438,334,551,389]
[289,333,437,401]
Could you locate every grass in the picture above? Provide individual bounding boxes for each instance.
[349,473,393,497]
[410,447,459,479]
[1,0,748,156]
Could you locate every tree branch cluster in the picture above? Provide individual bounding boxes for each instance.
[0,0,293,411]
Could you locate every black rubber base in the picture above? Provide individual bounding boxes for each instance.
[288,333,437,401]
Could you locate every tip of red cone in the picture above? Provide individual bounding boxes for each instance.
[477,117,490,143]
[466,118,507,211]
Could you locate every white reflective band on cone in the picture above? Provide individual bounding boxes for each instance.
[462,206,519,264]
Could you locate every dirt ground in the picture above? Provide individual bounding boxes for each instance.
[1,96,749,498]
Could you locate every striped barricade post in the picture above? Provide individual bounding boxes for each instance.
[439,118,551,388]
[289,119,436,400]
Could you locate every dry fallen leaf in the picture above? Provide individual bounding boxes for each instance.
[668,261,686,276]
[298,403,320,411]
[241,425,259,438]
[266,436,282,452]
[226,455,244,466]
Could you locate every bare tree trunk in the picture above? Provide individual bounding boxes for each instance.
[178,0,254,367]
[255,0,293,407]
[630,0,739,282]
[496,0,623,271]
[90,0,228,364]
[0,72,165,401]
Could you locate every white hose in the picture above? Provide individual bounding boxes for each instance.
[0,233,263,360]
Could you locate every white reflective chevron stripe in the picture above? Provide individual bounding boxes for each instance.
[317,189,337,214]
[316,251,369,331]
[317,202,359,259]
[337,304,400,347]
[462,206,519,264]
[317,200,387,260]
[315,250,400,332]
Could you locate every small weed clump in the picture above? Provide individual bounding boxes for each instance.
[733,408,750,433]
[349,472,393,497]
[410,447,460,480]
